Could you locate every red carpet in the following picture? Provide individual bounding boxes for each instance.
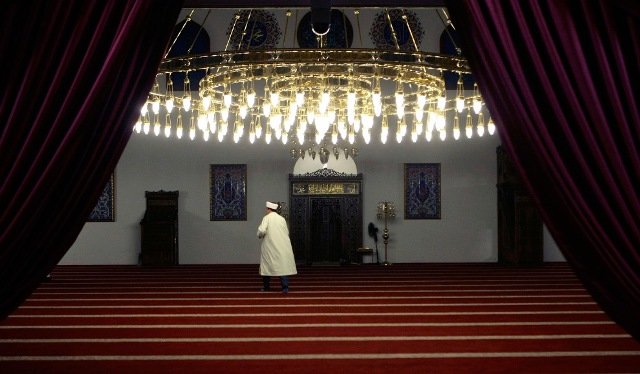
[1,263,639,373]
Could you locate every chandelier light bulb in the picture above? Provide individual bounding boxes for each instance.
[247,90,256,108]
[373,103,382,117]
[306,109,315,125]
[239,105,248,119]
[415,107,423,122]
[270,92,279,107]
[271,113,283,130]
[207,112,216,129]
[399,119,407,137]
[183,96,191,112]
[217,131,224,142]
[487,116,496,135]
[164,124,171,138]
[396,132,402,143]
[143,121,150,135]
[472,98,482,114]
[189,127,196,140]
[477,122,485,137]
[437,94,446,111]
[203,130,210,141]
[347,91,356,108]
[223,91,232,108]
[456,96,465,113]
[354,118,361,133]
[140,103,149,116]
[321,91,331,108]
[197,114,207,131]
[396,105,405,119]
[439,130,447,141]
[416,121,423,136]
[202,95,212,111]
[153,122,161,136]
[176,115,183,139]
[363,130,371,144]
[435,113,446,132]
[395,91,404,109]
[465,124,473,139]
[256,123,263,139]
[348,131,355,144]
[411,131,418,143]
[134,119,142,133]
[380,132,388,144]
[209,120,217,134]
[425,130,432,142]
[165,97,174,114]
[417,93,427,109]
[221,107,229,122]
[152,98,160,115]
[249,131,255,144]
[296,91,305,106]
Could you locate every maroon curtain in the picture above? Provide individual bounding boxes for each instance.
[0,0,183,318]
[446,0,640,340]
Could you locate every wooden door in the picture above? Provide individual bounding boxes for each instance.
[310,198,343,263]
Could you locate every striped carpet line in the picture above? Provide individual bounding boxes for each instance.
[0,321,617,329]
[26,294,595,300]
[35,282,586,288]
[8,311,606,318]
[17,302,599,308]
[2,351,640,361]
[47,275,581,280]
[1,334,631,343]
[30,288,590,294]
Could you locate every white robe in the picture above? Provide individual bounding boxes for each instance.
[257,211,297,276]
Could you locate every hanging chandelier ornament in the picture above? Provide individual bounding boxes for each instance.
[136,7,496,153]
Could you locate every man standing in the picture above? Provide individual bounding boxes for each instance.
[257,201,297,293]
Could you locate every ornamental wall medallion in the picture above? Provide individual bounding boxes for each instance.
[369,9,424,51]
[227,10,281,50]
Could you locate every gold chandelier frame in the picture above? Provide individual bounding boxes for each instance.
[138,9,496,153]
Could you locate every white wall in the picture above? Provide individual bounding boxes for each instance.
[62,129,563,265]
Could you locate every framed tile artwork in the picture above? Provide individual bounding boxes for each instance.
[88,173,115,222]
[210,164,247,221]
[404,163,441,219]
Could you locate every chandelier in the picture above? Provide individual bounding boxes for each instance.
[135,8,496,157]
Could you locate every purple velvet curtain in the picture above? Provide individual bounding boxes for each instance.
[0,1,183,318]
[446,0,640,340]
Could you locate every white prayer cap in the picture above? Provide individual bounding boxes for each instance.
[266,201,278,210]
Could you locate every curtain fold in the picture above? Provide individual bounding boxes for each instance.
[445,0,640,340]
[0,0,183,319]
